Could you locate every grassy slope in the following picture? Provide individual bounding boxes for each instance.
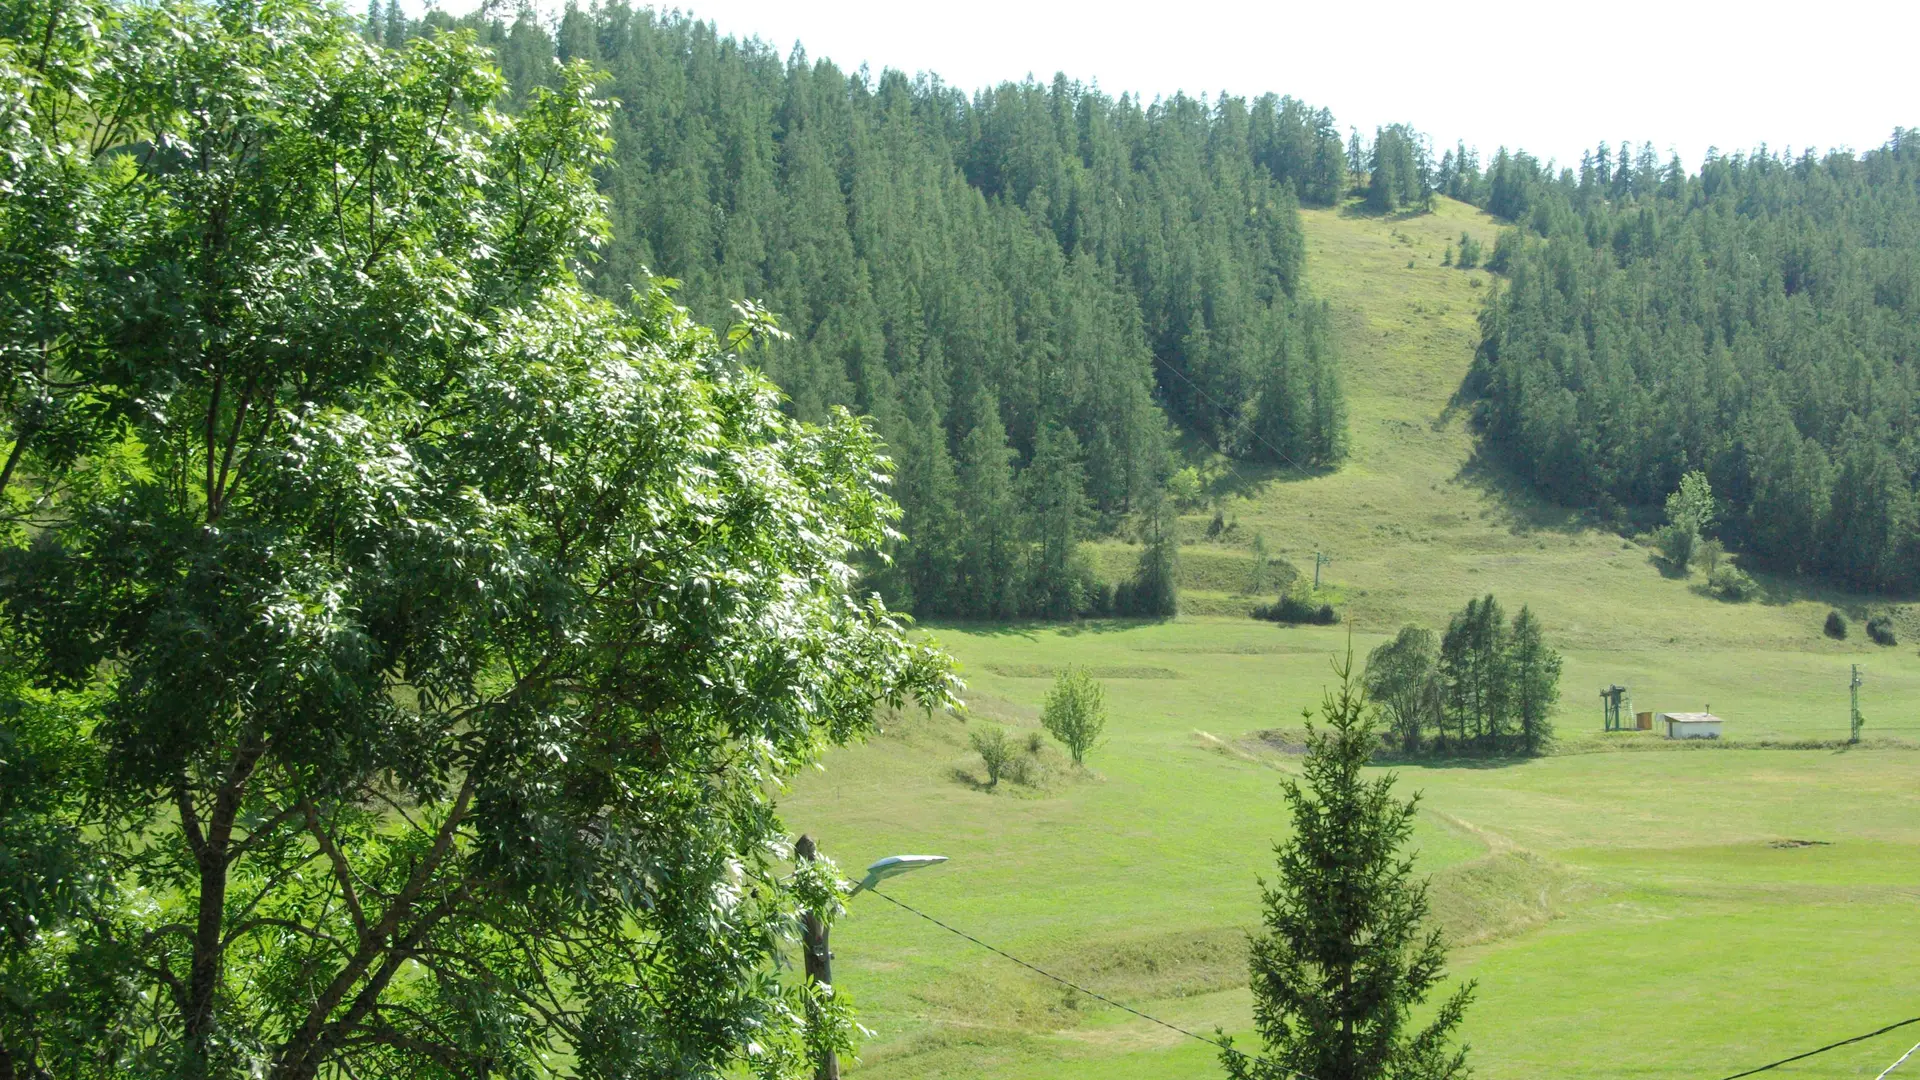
[785,197,1920,1079]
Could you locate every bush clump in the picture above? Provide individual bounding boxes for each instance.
[1708,564,1758,602]
[1253,593,1338,625]
[1824,610,1848,640]
[1867,615,1898,646]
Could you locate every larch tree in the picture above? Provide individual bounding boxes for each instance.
[1507,606,1563,755]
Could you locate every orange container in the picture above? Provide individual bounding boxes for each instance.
[1635,711,1653,731]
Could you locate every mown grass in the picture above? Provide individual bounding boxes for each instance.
[784,196,1920,1078]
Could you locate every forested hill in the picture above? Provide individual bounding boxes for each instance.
[1465,134,1920,592]
[434,4,1348,618]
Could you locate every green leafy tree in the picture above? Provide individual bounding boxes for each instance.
[1660,470,1718,571]
[1041,666,1107,765]
[1220,653,1474,1080]
[0,6,954,1078]
[1364,627,1442,755]
[1506,606,1562,755]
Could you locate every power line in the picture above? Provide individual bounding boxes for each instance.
[873,886,1915,1080]
[1714,1015,1920,1080]
[1876,1039,1920,1080]
[866,887,1288,1077]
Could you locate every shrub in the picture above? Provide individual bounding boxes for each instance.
[1456,231,1483,269]
[1656,524,1697,571]
[1708,564,1758,602]
[1867,615,1898,646]
[969,724,1015,790]
[1697,538,1725,576]
[1168,466,1205,509]
[1253,591,1339,625]
[1824,610,1848,640]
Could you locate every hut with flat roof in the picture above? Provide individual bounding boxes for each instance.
[1659,712,1723,739]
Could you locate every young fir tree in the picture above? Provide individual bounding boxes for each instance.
[1222,654,1473,1080]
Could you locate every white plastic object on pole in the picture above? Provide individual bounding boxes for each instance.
[851,854,948,895]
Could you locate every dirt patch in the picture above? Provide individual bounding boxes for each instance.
[1244,728,1310,755]
[1769,839,1833,849]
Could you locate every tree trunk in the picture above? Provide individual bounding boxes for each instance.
[794,835,839,1080]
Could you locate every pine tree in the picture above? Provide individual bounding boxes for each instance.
[1222,654,1473,1080]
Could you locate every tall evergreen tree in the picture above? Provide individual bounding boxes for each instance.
[1222,654,1473,1080]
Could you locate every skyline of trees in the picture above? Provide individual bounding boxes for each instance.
[436,4,1350,618]
[1468,129,1920,592]
[379,3,1916,605]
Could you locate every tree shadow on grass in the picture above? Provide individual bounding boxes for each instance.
[1335,201,1435,223]
[947,766,995,793]
[1370,749,1540,771]
[1448,444,1598,539]
[917,617,1169,640]
[1248,730,1538,771]
[1648,552,1688,580]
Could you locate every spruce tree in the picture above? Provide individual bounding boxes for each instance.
[1222,654,1473,1080]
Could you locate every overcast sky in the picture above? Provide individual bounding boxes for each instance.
[422,0,1917,170]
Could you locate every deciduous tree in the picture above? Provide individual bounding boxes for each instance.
[0,6,953,1077]
[1041,666,1107,766]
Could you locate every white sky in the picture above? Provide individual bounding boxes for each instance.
[423,0,1918,171]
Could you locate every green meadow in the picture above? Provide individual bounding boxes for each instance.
[785,198,1920,1078]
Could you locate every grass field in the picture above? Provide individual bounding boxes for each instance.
[783,197,1920,1078]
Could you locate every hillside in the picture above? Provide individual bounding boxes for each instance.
[783,196,1920,1080]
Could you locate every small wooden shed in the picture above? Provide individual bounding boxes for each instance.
[1660,712,1723,739]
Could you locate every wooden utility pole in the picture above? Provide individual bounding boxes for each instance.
[794,834,839,1080]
